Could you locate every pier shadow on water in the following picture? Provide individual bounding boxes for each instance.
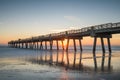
[24,50,113,72]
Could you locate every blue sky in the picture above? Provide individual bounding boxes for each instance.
[0,0,120,44]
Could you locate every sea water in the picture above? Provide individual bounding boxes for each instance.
[0,46,120,80]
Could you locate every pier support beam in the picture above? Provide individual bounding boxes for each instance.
[45,41,47,50]
[107,38,112,70]
[92,34,112,71]
[93,37,97,71]
[56,40,59,50]
[40,41,43,50]
[25,43,28,48]
[37,42,39,49]
[33,42,35,49]
[50,40,53,50]
[22,43,24,48]
[66,38,69,51]
[79,38,83,68]
[73,39,77,52]
[18,43,20,48]
[30,42,32,49]
[73,38,77,68]
[101,38,105,71]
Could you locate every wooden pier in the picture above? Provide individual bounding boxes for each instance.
[8,22,120,71]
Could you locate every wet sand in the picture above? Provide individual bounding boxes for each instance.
[0,47,120,80]
[0,58,120,80]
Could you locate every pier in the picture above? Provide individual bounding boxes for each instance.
[8,22,120,71]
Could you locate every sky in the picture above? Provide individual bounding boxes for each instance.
[0,0,120,45]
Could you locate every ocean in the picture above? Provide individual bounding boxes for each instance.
[0,46,120,80]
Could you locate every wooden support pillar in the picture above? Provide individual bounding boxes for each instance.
[17,43,18,48]
[37,42,38,49]
[31,42,33,49]
[40,41,43,50]
[12,44,14,47]
[45,41,47,50]
[79,39,83,68]
[107,38,112,70]
[26,42,30,48]
[56,40,59,50]
[79,39,83,52]
[66,38,70,68]
[50,40,53,50]
[10,44,11,47]
[25,43,28,48]
[34,42,36,49]
[35,42,37,49]
[93,37,97,71]
[66,38,69,51]
[18,43,20,48]
[32,42,35,49]
[14,43,15,48]
[28,43,30,48]
[12,43,13,48]
[22,43,24,48]
[101,37,105,71]
[15,43,17,48]
[73,39,77,52]
[30,42,32,49]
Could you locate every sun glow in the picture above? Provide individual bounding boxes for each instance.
[63,39,67,47]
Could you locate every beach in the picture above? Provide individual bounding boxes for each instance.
[0,46,120,80]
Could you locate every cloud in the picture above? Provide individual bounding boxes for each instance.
[64,16,80,22]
